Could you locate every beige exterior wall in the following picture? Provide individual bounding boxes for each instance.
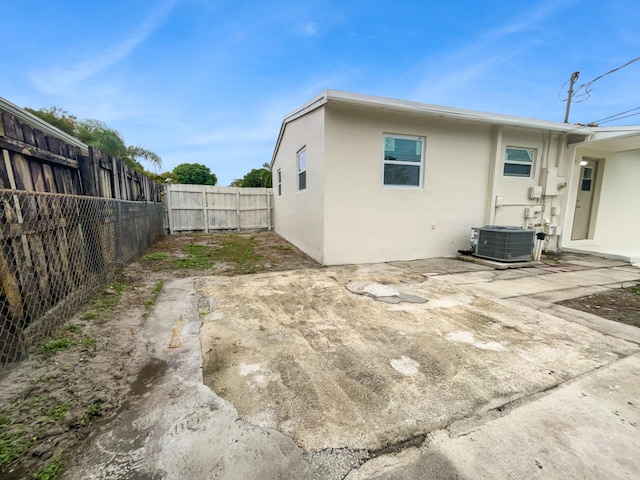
[492,128,563,229]
[272,108,326,263]
[321,105,492,264]
[272,98,640,265]
[563,148,640,248]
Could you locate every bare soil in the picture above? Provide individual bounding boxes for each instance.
[0,231,319,479]
[558,285,640,328]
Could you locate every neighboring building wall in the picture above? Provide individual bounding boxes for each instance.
[565,148,640,247]
[272,108,326,263]
[321,105,492,265]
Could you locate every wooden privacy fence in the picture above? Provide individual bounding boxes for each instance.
[0,189,164,365]
[0,98,165,365]
[164,184,273,233]
[0,106,162,202]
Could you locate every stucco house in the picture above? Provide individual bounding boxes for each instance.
[270,90,640,266]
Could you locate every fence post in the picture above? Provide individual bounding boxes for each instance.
[236,188,241,231]
[78,154,98,197]
[267,190,272,230]
[203,187,209,233]
[165,183,174,234]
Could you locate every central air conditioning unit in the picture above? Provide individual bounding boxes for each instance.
[471,226,535,262]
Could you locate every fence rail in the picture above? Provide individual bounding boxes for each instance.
[164,184,273,233]
[0,189,164,365]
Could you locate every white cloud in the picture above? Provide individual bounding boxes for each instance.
[299,21,317,36]
[29,0,178,95]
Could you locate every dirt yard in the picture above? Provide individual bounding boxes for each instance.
[0,231,318,479]
[558,284,640,327]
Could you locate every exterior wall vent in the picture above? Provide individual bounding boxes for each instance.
[471,226,535,262]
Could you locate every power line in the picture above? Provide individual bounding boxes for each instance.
[587,106,640,126]
[589,106,640,124]
[571,56,640,103]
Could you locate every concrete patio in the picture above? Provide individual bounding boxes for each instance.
[66,253,640,479]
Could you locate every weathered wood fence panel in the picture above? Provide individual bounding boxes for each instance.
[164,184,273,233]
[0,190,164,364]
[0,108,162,202]
[0,98,165,366]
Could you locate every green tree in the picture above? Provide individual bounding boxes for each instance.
[172,163,217,185]
[231,163,272,188]
[24,106,77,136]
[75,119,161,170]
[24,106,162,171]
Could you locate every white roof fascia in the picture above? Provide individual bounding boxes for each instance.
[322,89,586,133]
[572,130,640,153]
[271,89,640,167]
[0,96,88,152]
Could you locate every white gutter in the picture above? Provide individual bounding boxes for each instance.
[0,96,88,152]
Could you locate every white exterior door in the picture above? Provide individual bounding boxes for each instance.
[571,159,599,240]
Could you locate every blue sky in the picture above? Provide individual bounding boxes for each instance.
[2,0,639,185]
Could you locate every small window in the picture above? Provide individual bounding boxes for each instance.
[382,135,424,187]
[297,148,306,191]
[581,167,593,191]
[277,169,282,196]
[504,147,535,177]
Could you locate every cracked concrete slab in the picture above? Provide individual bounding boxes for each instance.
[65,255,640,479]
[197,263,639,455]
[346,353,640,480]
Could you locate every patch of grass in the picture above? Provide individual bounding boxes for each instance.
[32,452,63,480]
[81,338,96,348]
[210,235,263,274]
[145,280,164,310]
[48,402,70,421]
[41,339,72,357]
[0,423,34,468]
[83,403,102,424]
[80,311,97,321]
[630,284,640,295]
[81,282,126,321]
[141,251,168,261]
[38,373,57,383]
[174,243,215,269]
[67,323,83,333]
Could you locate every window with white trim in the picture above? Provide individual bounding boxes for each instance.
[504,147,535,177]
[382,134,424,187]
[297,148,306,191]
[277,168,282,196]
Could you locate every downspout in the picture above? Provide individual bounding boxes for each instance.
[484,125,503,225]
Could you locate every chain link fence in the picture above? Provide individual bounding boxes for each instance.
[1,189,164,365]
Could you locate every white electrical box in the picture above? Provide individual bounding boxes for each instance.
[529,186,543,200]
[551,206,560,216]
[525,206,542,218]
[495,195,504,206]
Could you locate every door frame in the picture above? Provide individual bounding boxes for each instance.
[571,157,603,240]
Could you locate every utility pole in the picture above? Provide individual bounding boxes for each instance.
[563,71,580,123]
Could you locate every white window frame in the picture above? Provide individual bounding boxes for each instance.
[277,168,282,196]
[504,146,535,178]
[297,147,306,191]
[381,134,424,188]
